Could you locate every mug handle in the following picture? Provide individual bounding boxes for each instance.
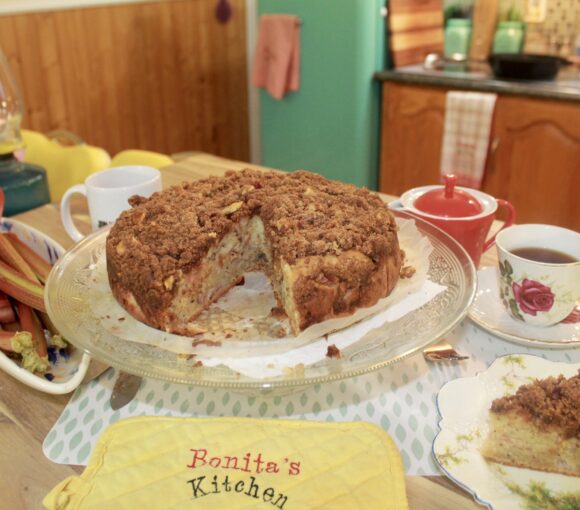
[60,184,87,242]
[483,198,516,252]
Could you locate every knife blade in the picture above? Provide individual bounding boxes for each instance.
[110,371,143,410]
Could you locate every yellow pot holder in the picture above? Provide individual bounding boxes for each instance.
[44,417,408,510]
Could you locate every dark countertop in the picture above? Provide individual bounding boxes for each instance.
[374,63,580,102]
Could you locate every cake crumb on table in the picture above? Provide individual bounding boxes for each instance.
[326,344,341,359]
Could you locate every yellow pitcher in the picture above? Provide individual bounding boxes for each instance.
[21,130,110,202]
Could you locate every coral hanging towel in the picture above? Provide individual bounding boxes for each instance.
[440,91,497,189]
[252,14,301,100]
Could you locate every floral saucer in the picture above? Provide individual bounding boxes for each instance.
[433,354,580,510]
[468,267,579,349]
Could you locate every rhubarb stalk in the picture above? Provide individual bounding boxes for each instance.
[0,259,46,312]
[2,321,20,332]
[0,291,15,323]
[0,234,38,281]
[3,233,52,283]
[39,312,59,336]
[17,302,48,358]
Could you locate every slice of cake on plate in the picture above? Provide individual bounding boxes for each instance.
[481,371,579,476]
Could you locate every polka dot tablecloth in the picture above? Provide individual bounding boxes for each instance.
[43,321,579,475]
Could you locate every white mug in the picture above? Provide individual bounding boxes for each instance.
[60,165,162,242]
[496,224,580,326]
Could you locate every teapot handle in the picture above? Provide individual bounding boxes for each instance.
[483,199,516,252]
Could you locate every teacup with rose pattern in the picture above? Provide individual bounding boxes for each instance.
[495,224,579,327]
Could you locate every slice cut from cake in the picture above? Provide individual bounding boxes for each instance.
[481,371,580,476]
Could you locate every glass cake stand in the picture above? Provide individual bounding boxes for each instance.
[45,211,476,391]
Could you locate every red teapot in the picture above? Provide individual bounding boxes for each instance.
[393,175,516,267]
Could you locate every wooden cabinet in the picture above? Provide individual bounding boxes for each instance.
[380,83,446,196]
[379,82,580,231]
[482,96,580,229]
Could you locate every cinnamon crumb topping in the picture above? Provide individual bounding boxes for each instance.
[326,344,341,359]
[490,371,580,438]
[177,353,195,361]
[270,307,287,319]
[107,169,399,313]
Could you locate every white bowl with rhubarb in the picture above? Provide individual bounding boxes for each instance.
[0,212,90,394]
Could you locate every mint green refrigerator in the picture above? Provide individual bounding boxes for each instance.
[256,0,386,189]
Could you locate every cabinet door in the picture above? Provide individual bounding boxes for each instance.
[482,96,580,231]
[379,83,446,196]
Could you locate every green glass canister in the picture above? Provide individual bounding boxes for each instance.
[0,155,50,216]
[492,21,525,54]
[444,19,473,59]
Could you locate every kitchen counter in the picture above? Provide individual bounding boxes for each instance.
[374,63,580,102]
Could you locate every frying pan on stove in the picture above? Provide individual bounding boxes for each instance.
[488,54,572,80]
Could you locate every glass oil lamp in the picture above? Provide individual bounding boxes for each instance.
[0,48,50,216]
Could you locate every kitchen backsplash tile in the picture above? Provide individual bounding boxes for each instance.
[512,0,579,56]
[444,0,579,56]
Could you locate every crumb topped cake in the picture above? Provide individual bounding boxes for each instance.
[106,169,401,336]
[481,371,580,476]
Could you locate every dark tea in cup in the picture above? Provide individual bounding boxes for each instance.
[509,247,577,265]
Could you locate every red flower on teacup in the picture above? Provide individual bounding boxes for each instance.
[511,279,555,316]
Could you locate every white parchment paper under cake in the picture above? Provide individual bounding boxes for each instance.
[90,218,445,376]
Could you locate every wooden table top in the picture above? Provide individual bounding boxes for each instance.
[1,153,489,509]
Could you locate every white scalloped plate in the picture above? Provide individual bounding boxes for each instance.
[433,354,580,509]
[0,218,90,394]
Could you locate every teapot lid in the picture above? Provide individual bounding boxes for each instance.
[414,175,483,217]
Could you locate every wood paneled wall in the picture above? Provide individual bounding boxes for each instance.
[0,0,250,160]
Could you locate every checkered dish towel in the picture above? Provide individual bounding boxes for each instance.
[440,91,497,189]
